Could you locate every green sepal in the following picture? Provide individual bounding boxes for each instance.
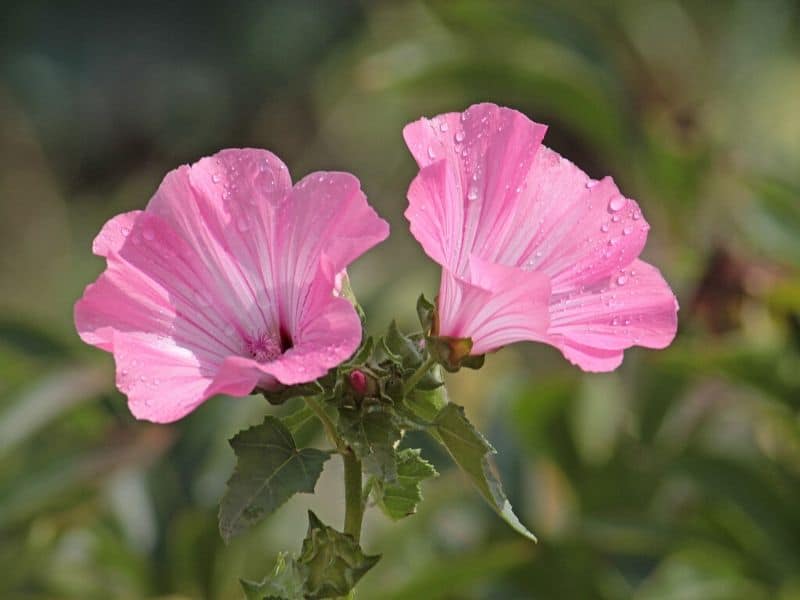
[262,380,325,406]
[373,448,438,520]
[240,552,305,600]
[383,320,425,369]
[432,403,537,542]
[300,511,381,599]
[219,417,332,542]
[416,293,436,333]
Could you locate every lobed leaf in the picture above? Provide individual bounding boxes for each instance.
[219,417,332,542]
[374,448,438,520]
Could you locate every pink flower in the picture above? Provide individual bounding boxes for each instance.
[75,149,389,422]
[404,103,678,371]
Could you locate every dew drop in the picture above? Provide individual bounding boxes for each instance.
[467,186,479,201]
[427,146,436,159]
[608,196,626,212]
[121,227,130,237]
[212,174,221,183]
[585,179,598,189]
[623,225,633,236]
[608,237,620,247]
[611,215,621,223]
[455,131,465,143]
[439,121,449,132]
[632,211,641,221]
[600,222,610,233]
[616,274,628,286]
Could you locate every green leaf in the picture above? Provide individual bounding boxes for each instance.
[433,403,537,542]
[240,552,305,600]
[300,511,380,599]
[219,417,332,542]
[280,404,317,436]
[338,405,402,482]
[374,448,438,520]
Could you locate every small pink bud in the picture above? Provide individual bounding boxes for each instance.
[349,369,368,394]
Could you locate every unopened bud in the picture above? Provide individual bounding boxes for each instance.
[348,369,368,394]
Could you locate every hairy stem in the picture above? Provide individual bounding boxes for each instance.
[402,354,438,397]
[343,451,363,542]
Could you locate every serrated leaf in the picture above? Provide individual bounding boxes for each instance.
[280,404,316,435]
[433,403,537,542]
[219,417,332,542]
[374,448,438,520]
[338,406,402,482]
[240,552,305,600]
[300,511,380,599]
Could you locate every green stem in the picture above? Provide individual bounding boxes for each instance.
[343,451,363,542]
[402,354,438,397]
[305,395,345,453]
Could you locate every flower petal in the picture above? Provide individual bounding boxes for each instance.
[208,294,363,392]
[438,256,550,355]
[147,148,293,338]
[274,172,389,335]
[546,259,679,371]
[404,103,547,275]
[112,332,215,423]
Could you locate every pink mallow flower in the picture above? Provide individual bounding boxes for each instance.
[75,149,389,422]
[404,103,678,371]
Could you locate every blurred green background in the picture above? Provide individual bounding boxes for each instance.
[2,0,800,598]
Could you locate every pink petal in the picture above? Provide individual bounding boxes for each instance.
[147,148,293,338]
[113,332,215,423]
[404,103,547,275]
[208,294,362,393]
[546,259,679,371]
[274,172,390,335]
[438,256,550,355]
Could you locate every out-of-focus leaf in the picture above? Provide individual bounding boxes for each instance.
[218,417,332,542]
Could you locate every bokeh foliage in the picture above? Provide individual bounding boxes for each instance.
[2,0,800,598]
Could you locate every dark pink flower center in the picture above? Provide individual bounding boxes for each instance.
[246,333,283,363]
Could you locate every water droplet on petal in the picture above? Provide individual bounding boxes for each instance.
[439,121,449,132]
[600,222,610,233]
[467,186,479,201]
[608,196,626,212]
[586,179,598,189]
[617,274,628,286]
[623,225,633,236]
[212,174,221,183]
[427,146,436,159]
[455,131,465,143]
[143,228,155,241]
